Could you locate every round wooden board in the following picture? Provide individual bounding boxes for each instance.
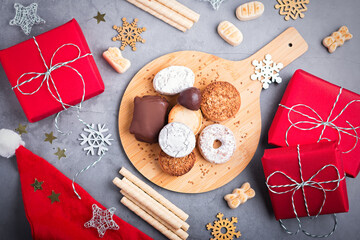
[118,28,308,193]
[118,51,262,193]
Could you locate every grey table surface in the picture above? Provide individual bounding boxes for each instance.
[0,0,359,239]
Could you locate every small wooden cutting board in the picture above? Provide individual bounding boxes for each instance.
[118,27,308,193]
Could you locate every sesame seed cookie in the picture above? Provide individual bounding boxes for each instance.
[159,150,196,176]
[200,81,241,122]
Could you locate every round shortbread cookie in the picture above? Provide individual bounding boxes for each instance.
[198,124,236,164]
[153,66,195,95]
[168,104,203,135]
[158,122,196,158]
[201,81,241,122]
[159,150,196,176]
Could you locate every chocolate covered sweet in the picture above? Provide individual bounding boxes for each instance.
[130,95,169,143]
[178,87,201,110]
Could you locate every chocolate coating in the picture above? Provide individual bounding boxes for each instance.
[129,95,169,143]
[178,87,201,110]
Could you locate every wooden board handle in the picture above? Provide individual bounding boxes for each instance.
[241,27,308,68]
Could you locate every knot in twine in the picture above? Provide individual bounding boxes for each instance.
[280,88,360,154]
[266,145,345,238]
[11,37,92,134]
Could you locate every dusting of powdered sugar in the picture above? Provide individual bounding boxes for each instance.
[153,66,195,95]
[158,122,196,158]
[198,124,236,164]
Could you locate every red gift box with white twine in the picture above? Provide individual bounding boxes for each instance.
[268,69,360,177]
[0,19,104,123]
[262,141,348,237]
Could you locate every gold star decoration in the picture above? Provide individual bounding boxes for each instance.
[47,190,60,204]
[54,147,66,160]
[93,11,106,24]
[44,131,57,144]
[112,17,146,51]
[15,123,27,135]
[30,178,44,192]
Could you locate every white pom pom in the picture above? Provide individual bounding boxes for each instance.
[0,129,25,158]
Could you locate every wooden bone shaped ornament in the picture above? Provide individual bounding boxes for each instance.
[118,27,308,193]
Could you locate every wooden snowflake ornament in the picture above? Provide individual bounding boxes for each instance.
[112,18,146,51]
[206,213,241,240]
[275,0,309,21]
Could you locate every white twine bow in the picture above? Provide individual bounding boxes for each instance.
[280,88,360,154]
[266,145,345,238]
[11,37,108,200]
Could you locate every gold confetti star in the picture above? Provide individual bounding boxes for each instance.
[30,178,43,192]
[93,11,106,24]
[54,147,66,160]
[44,131,57,144]
[15,123,27,135]
[47,190,60,204]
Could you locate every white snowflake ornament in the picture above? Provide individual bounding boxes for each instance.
[201,0,227,10]
[251,54,283,89]
[9,3,45,35]
[84,204,119,238]
[79,124,112,156]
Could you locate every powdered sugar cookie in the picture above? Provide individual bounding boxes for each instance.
[198,124,236,164]
[153,66,195,95]
[158,122,196,158]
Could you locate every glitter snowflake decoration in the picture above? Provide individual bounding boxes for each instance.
[201,0,227,10]
[84,204,119,238]
[79,124,112,156]
[251,54,283,89]
[206,213,241,240]
[9,3,45,35]
[275,0,310,21]
[112,17,146,51]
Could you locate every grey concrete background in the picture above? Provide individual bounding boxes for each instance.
[0,0,359,239]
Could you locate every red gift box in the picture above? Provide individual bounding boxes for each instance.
[262,141,349,220]
[0,19,104,123]
[268,69,360,177]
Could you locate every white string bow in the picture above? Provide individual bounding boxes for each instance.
[266,145,345,238]
[280,88,360,154]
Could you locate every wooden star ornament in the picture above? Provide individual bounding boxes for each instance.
[54,147,66,160]
[112,18,146,51]
[94,11,106,24]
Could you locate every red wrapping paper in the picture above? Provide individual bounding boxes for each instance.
[0,19,104,123]
[262,141,349,220]
[268,69,360,177]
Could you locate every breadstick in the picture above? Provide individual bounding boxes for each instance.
[113,177,187,231]
[121,177,190,231]
[121,190,189,240]
[119,167,189,221]
[126,0,187,32]
[134,0,194,29]
[121,197,183,240]
[155,0,200,23]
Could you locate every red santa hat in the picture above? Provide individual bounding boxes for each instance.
[0,129,152,240]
